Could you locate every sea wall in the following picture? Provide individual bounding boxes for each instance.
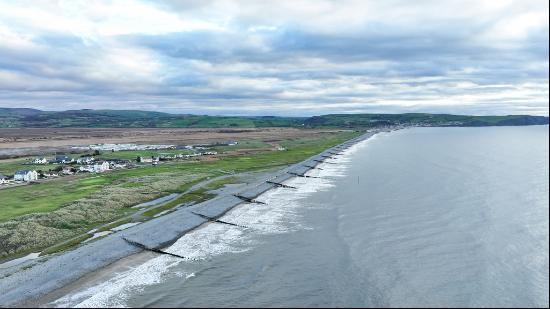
[0,131,375,307]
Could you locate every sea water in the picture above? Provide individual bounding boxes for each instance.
[53,126,549,308]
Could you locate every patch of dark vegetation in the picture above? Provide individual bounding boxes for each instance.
[303,113,549,128]
[1,108,546,128]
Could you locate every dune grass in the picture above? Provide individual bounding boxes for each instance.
[0,131,357,222]
[0,132,360,222]
[0,130,359,259]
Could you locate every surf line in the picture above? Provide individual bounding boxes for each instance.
[122,237,196,261]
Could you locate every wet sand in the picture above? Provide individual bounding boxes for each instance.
[26,251,157,308]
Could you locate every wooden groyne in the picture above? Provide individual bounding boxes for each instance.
[287,172,321,179]
[313,159,336,165]
[304,165,323,170]
[266,180,297,189]
[0,131,378,307]
[190,211,250,229]
[122,237,194,260]
[233,194,266,204]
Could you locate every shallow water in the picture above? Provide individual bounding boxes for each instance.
[53,126,549,308]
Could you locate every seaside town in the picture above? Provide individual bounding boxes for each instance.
[0,141,238,187]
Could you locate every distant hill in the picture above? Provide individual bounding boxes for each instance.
[0,108,547,128]
[304,113,550,127]
[0,109,304,128]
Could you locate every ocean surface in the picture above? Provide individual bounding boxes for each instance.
[53,126,549,308]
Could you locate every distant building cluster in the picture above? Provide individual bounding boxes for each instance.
[14,170,39,182]
[137,151,219,165]
[0,154,132,185]
[0,141,234,186]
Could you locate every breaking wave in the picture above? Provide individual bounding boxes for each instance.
[52,137,374,308]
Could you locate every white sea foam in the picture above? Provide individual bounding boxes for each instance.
[52,137,374,308]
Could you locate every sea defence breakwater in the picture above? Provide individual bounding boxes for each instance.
[0,131,377,307]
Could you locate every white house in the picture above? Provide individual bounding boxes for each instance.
[79,161,109,173]
[137,156,153,163]
[106,159,130,169]
[93,161,110,173]
[42,172,58,178]
[54,155,74,164]
[79,165,93,173]
[77,156,95,164]
[32,157,48,164]
[14,170,38,182]
[80,161,109,173]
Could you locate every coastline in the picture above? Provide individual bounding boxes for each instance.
[0,131,379,307]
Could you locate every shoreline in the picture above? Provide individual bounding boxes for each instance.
[0,131,379,307]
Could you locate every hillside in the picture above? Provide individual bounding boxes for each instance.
[304,113,550,127]
[0,109,303,128]
[0,108,547,128]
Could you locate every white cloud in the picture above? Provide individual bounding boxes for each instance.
[82,46,164,85]
[0,0,547,115]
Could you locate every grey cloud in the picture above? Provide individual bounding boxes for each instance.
[0,0,547,116]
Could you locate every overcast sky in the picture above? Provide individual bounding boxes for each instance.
[0,0,548,116]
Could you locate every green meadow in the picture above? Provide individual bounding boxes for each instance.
[0,131,359,259]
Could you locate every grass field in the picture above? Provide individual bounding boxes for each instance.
[0,176,110,221]
[0,159,53,175]
[0,130,359,260]
[0,139,268,174]
[0,132,356,222]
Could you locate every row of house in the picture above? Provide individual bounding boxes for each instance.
[15,170,39,182]
[0,170,39,184]
[4,149,222,186]
[136,151,219,164]
[79,161,110,173]
[77,156,95,164]
[1,159,132,185]
[31,146,225,168]
[181,141,238,150]
[31,155,131,167]
[32,155,75,165]
[75,159,131,174]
